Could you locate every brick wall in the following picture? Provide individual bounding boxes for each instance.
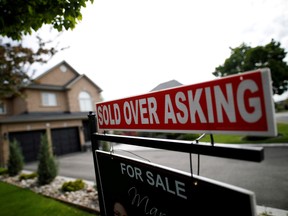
[37,66,77,86]
[67,78,102,112]
[26,89,69,112]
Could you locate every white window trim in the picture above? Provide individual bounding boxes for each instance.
[41,92,57,106]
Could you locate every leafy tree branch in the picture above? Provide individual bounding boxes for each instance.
[213,39,288,95]
[0,0,94,40]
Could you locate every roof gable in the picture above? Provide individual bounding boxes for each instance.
[65,74,102,92]
[33,61,80,86]
[24,60,102,93]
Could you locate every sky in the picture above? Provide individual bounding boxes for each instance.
[22,0,288,102]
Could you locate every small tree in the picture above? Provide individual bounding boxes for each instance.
[37,134,58,186]
[7,139,24,176]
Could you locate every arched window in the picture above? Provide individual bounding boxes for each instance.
[79,91,93,112]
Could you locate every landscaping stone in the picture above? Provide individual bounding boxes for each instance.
[0,173,99,213]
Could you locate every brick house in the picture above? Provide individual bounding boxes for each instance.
[0,61,102,165]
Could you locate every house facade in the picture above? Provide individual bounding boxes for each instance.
[0,61,102,165]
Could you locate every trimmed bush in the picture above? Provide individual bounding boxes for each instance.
[177,133,201,141]
[242,135,273,142]
[37,134,58,186]
[101,141,110,152]
[0,167,8,175]
[7,139,24,176]
[19,172,38,181]
[61,179,85,192]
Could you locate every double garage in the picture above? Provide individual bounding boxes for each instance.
[0,113,91,166]
[9,127,81,162]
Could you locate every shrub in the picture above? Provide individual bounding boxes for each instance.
[7,139,24,176]
[101,141,110,152]
[19,172,38,181]
[37,134,58,186]
[177,133,201,141]
[0,167,8,175]
[61,179,85,192]
[242,135,272,142]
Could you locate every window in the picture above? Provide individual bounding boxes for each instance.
[0,101,5,114]
[42,92,57,106]
[79,91,93,112]
[60,65,67,72]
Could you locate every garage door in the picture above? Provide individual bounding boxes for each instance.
[51,127,81,156]
[9,130,45,162]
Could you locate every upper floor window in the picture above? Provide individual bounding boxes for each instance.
[0,101,5,114]
[42,92,57,106]
[79,91,93,112]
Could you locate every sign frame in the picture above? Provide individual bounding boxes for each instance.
[95,150,257,216]
[87,112,264,216]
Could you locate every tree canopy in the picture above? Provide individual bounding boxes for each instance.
[1,0,90,98]
[0,0,93,40]
[213,39,288,95]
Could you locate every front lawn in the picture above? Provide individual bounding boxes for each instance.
[0,181,98,216]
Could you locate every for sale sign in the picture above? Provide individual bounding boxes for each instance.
[96,150,257,216]
[95,68,276,136]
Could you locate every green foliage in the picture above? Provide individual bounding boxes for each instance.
[275,99,288,112]
[213,39,288,95]
[0,0,94,40]
[7,139,24,177]
[165,133,180,139]
[101,141,111,152]
[19,172,38,181]
[242,136,271,142]
[37,134,58,186]
[61,179,85,192]
[177,133,201,141]
[0,167,8,175]
[258,209,274,216]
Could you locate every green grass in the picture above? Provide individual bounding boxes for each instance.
[0,181,98,216]
[199,123,288,144]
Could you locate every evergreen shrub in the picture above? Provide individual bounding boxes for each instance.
[7,139,24,176]
[37,134,58,186]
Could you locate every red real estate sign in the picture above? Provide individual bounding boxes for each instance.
[95,68,277,136]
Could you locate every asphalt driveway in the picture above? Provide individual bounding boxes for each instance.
[25,144,288,211]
